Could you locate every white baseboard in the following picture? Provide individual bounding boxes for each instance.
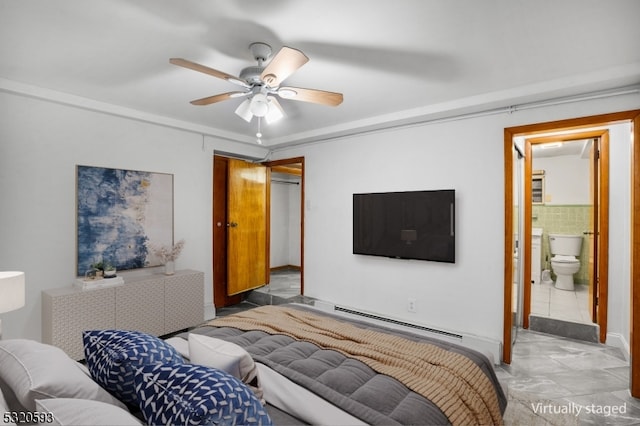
[311,300,502,365]
[606,332,630,361]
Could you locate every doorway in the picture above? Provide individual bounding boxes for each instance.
[502,109,640,398]
[260,157,304,299]
[212,155,305,308]
[523,131,609,343]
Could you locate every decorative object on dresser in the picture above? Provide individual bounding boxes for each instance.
[149,239,185,275]
[42,269,204,360]
[88,261,117,278]
[0,271,25,339]
[75,260,124,291]
[74,275,124,291]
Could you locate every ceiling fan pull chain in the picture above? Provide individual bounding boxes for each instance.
[256,117,263,144]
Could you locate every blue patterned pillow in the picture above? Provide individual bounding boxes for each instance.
[82,329,184,406]
[134,363,272,426]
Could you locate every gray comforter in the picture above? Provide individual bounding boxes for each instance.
[186,305,507,425]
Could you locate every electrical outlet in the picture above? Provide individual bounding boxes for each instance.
[407,298,417,313]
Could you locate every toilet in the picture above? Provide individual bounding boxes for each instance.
[549,234,583,291]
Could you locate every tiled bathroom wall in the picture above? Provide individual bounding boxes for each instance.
[532,204,591,284]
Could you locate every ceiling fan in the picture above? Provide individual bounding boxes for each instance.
[170,42,343,125]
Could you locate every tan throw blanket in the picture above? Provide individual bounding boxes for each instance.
[208,305,503,426]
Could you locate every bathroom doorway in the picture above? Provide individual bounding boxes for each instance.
[502,109,640,384]
[511,142,525,345]
[524,132,609,342]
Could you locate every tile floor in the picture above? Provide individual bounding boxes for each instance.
[531,281,592,324]
[498,329,640,425]
[254,268,301,299]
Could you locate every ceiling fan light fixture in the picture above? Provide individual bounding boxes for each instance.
[250,93,269,117]
[170,43,343,133]
[265,98,284,124]
[234,98,253,122]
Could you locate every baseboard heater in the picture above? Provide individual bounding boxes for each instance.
[333,305,463,340]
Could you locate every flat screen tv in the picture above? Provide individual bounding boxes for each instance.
[353,189,455,263]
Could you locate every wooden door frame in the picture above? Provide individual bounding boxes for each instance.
[520,131,609,339]
[213,155,306,305]
[212,155,242,307]
[502,109,640,398]
[263,157,305,295]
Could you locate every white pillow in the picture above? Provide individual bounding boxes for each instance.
[35,399,142,426]
[188,334,264,402]
[164,336,190,359]
[188,334,253,379]
[0,339,126,411]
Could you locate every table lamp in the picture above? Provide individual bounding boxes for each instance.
[0,271,26,339]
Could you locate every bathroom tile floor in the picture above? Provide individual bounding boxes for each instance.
[497,329,640,425]
[531,281,592,324]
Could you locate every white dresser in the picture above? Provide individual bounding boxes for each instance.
[42,270,204,360]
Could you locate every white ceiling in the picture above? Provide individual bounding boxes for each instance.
[532,139,590,159]
[1,1,639,149]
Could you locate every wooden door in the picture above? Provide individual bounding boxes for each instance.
[585,131,611,342]
[226,159,269,295]
[213,157,241,307]
[595,132,610,343]
[588,139,598,322]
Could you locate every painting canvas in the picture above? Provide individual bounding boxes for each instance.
[76,165,173,276]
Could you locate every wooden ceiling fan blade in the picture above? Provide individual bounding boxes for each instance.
[190,91,248,106]
[278,86,343,106]
[170,58,250,89]
[260,47,309,87]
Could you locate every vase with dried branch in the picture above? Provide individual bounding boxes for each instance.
[150,239,185,275]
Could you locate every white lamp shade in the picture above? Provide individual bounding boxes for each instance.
[265,97,285,124]
[249,93,269,117]
[0,271,25,313]
[234,98,253,122]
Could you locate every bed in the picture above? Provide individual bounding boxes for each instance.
[181,303,507,425]
[0,303,506,425]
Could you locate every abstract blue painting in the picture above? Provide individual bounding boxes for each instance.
[76,165,173,276]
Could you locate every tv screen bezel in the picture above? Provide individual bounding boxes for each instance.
[352,189,455,263]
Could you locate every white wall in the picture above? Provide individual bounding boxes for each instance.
[1,87,637,354]
[288,182,301,266]
[272,94,639,347]
[270,183,290,268]
[0,91,267,340]
[607,123,632,352]
[533,155,590,204]
[270,177,301,268]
